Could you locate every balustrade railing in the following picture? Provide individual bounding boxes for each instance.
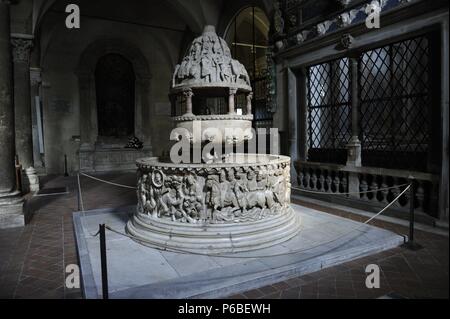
[294,161,440,219]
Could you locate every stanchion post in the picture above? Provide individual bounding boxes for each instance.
[409,177,415,243]
[99,224,109,299]
[76,174,81,211]
[64,154,69,177]
[403,177,423,250]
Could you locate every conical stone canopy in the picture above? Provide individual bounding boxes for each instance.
[171,25,252,93]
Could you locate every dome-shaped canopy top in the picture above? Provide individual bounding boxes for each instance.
[171,25,252,93]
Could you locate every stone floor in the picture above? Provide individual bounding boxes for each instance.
[74,204,403,298]
[0,173,448,299]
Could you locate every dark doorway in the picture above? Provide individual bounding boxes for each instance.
[95,53,135,138]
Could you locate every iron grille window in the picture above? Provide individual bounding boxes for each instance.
[307,58,352,164]
[359,36,431,171]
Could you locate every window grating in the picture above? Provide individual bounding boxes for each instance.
[359,36,431,170]
[307,58,352,164]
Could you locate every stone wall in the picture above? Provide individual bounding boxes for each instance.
[38,9,182,174]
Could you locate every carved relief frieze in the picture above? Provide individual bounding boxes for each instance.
[136,159,291,224]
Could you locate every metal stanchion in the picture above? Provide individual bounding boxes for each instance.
[15,155,23,194]
[76,174,81,211]
[99,224,109,299]
[402,177,423,250]
[64,154,69,177]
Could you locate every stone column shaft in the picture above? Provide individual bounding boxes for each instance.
[11,34,39,192]
[346,56,362,169]
[0,1,15,194]
[11,35,33,168]
[228,88,237,114]
[350,57,359,138]
[0,0,25,228]
[183,89,194,115]
[246,92,253,115]
[30,67,43,167]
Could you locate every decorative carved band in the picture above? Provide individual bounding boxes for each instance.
[136,156,291,224]
[172,114,254,122]
[11,38,33,63]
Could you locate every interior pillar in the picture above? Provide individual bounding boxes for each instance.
[0,0,25,228]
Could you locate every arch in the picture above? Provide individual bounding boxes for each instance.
[76,38,151,79]
[221,4,273,130]
[216,0,272,38]
[223,6,270,78]
[75,38,152,151]
[33,0,203,38]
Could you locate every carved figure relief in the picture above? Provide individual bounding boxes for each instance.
[137,162,290,224]
[173,27,251,88]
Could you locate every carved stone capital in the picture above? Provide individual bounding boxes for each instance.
[11,38,33,64]
[229,87,238,96]
[182,88,194,99]
[336,33,355,50]
[29,68,42,86]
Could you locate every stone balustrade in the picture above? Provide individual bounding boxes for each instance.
[294,161,440,219]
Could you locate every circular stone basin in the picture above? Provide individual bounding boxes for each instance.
[172,114,254,144]
[127,154,301,253]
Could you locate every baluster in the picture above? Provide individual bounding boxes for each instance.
[326,174,332,193]
[341,176,348,195]
[333,176,340,194]
[319,172,325,193]
[391,177,401,207]
[298,171,304,188]
[370,176,378,202]
[360,175,368,200]
[305,171,311,189]
[311,172,317,190]
[416,181,425,212]
[380,176,389,204]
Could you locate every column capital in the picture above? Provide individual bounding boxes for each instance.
[11,37,33,64]
[229,87,238,95]
[182,88,194,98]
[29,67,42,85]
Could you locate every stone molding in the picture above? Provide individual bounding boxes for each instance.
[173,114,254,122]
[273,0,417,52]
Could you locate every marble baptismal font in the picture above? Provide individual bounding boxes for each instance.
[126,26,301,253]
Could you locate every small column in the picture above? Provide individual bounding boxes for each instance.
[11,34,39,192]
[346,56,362,167]
[246,92,253,115]
[228,87,237,114]
[183,89,194,115]
[0,0,24,228]
[30,67,43,168]
[346,56,361,199]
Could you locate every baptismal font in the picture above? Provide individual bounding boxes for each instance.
[126,26,301,253]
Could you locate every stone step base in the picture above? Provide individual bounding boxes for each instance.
[126,207,301,253]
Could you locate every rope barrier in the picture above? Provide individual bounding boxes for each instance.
[104,184,411,259]
[79,172,136,189]
[292,183,410,196]
[75,171,411,253]
[79,171,408,196]
[77,173,85,212]
[77,173,100,237]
